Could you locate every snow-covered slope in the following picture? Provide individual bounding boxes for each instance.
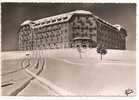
[2,48,136,62]
[1,49,136,96]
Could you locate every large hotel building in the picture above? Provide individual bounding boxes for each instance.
[18,10,127,51]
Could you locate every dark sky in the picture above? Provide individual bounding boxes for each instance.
[1,3,136,51]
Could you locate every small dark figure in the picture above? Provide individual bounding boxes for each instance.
[77,46,82,59]
[26,53,30,65]
[96,44,107,60]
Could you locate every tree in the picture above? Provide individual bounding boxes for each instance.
[97,44,107,60]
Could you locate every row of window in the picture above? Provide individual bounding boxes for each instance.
[74,20,96,26]
[73,32,96,37]
[33,24,68,34]
[98,27,117,36]
[37,42,69,49]
[20,29,32,35]
[34,16,68,27]
[74,16,95,22]
[73,19,96,27]
[20,36,32,41]
[98,35,123,43]
[98,32,123,42]
[21,33,68,44]
[34,26,61,33]
[98,37,124,48]
[20,27,68,40]
[21,41,70,50]
[98,22,119,34]
[73,27,96,33]
[20,25,30,32]
[33,29,67,39]
[98,27,123,39]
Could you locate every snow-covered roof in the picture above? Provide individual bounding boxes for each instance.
[32,10,92,28]
[21,20,33,26]
[20,10,92,27]
[113,24,123,31]
[71,10,92,15]
[33,13,72,27]
[20,10,125,32]
[93,15,121,31]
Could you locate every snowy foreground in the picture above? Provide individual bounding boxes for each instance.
[1,48,136,96]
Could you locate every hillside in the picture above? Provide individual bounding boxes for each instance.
[1,48,136,96]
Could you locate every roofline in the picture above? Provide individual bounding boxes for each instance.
[20,10,126,32]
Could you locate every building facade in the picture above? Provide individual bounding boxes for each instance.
[18,10,127,51]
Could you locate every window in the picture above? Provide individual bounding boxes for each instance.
[73,22,75,26]
[41,22,45,25]
[89,34,92,38]
[74,32,79,37]
[65,29,67,33]
[81,28,83,32]
[43,44,45,47]
[86,16,89,20]
[85,26,88,29]
[90,23,93,26]
[52,19,56,23]
[84,32,87,36]
[61,37,63,42]
[57,37,59,41]
[57,18,62,21]
[63,16,68,20]
[82,34,84,37]
[47,21,50,24]
[39,27,42,30]
[77,26,79,29]
[34,24,38,26]
[47,35,49,38]
[89,28,92,32]
[92,34,96,36]
[81,22,84,26]
[77,16,80,20]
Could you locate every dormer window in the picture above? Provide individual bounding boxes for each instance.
[52,19,56,23]
[41,22,45,25]
[57,18,62,21]
[63,16,68,20]
[47,21,50,24]
[39,27,42,30]
[35,23,40,26]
